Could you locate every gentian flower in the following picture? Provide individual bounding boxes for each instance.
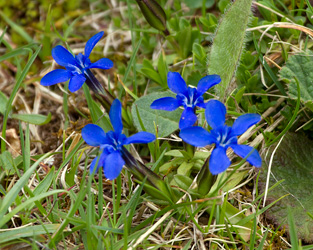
[179,99,262,175]
[81,99,155,180]
[41,31,113,93]
[150,72,221,129]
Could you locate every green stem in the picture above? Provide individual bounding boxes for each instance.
[196,157,217,196]
[121,147,175,203]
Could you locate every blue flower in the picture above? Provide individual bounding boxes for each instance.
[179,100,262,175]
[41,31,113,93]
[81,99,155,180]
[150,72,221,129]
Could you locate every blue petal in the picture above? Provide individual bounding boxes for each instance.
[150,97,180,111]
[124,132,155,144]
[84,31,104,58]
[109,99,123,134]
[104,151,125,180]
[230,114,261,136]
[40,69,71,86]
[180,126,215,147]
[209,146,231,175]
[82,124,109,146]
[230,144,262,167]
[179,107,197,129]
[68,74,86,92]
[196,101,207,109]
[88,58,113,70]
[90,152,108,174]
[167,72,188,95]
[197,74,221,95]
[52,45,77,67]
[205,100,226,129]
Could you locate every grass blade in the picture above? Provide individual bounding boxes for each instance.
[0,224,60,244]
[288,207,299,250]
[0,152,53,226]
[1,45,41,152]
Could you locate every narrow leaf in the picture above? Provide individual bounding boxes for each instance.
[12,113,52,125]
[0,224,60,244]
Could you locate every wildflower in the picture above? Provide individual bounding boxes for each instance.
[150,72,221,129]
[82,99,155,180]
[41,31,113,93]
[179,99,262,175]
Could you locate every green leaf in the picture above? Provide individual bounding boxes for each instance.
[123,37,142,83]
[157,52,168,88]
[0,224,60,244]
[174,174,193,191]
[279,52,313,103]
[0,153,52,225]
[0,11,33,43]
[178,26,193,58]
[258,133,313,242]
[197,161,215,196]
[41,5,52,60]
[159,158,184,174]
[235,86,246,103]
[288,208,299,250]
[177,162,194,176]
[0,27,7,45]
[193,43,207,68]
[20,123,30,171]
[131,91,182,137]
[11,113,51,125]
[193,151,210,160]
[165,150,184,158]
[208,0,252,99]
[1,45,41,152]
[140,67,164,86]
[0,151,14,173]
[219,171,248,192]
[83,84,112,132]
[256,0,279,21]
[183,0,214,8]
[199,14,218,33]
[25,166,55,210]
[0,190,64,229]
[0,44,37,63]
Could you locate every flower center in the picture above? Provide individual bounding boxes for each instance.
[69,53,87,75]
[215,126,237,148]
[186,87,196,107]
[75,53,85,74]
[177,87,201,109]
[106,131,126,151]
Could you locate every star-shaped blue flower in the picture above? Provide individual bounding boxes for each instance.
[81,99,155,180]
[41,31,113,93]
[150,72,221,129]
[179,100,262,175]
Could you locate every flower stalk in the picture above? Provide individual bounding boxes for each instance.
[120,147,175,202]
[196,157,217,196]
[84,68,115,111]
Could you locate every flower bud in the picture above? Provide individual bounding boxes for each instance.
[136,0,169,35]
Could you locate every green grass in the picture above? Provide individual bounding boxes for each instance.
[0,0,313,249]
